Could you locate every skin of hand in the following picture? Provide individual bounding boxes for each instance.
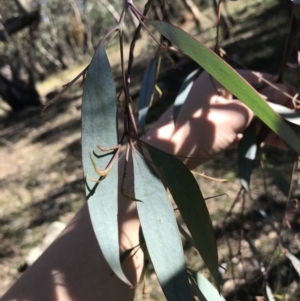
[145,69,295,169]
[1,69,294,301]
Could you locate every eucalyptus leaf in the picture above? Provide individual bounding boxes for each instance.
[138,57,158,133]
[132,149,192,301]
[267,101,300,125]
[82,44,131,287]
[196,273,226,301]
[189,274,208,301]
[237,122,257,191]
[173,69,201,124]
[145,143,219,289]
[266,284,276,301]
[150,20,300,155]
[282,247,300,276]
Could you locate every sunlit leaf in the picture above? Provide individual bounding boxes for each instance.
[237,122,257,191]
[281,245,300,276]
[81,44,131,287]
[189,274,207,301]
[173,69,201,124]
[196,273,226,301]
[189,273,226,301]
[267,101,300,125]
[145,143,219,289]
[150,20,300,155]
[138,57,158,133]
[132,149,192,301]
[266,284,276,301]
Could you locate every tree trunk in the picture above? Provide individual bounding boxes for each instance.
[0,2,41,111]
[0,71,41,111]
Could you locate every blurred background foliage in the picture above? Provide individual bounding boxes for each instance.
[0,0,133,111]
[0,0,258,111]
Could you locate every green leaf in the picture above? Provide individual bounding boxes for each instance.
[237,122,257,191]
[150,20,300,155]
[81,44,131,287]
[132,149,192,301]
[145,144,219,289]
[173,69,201,124]
[138,57,158,133]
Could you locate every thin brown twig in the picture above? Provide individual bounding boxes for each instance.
[191,170,228,182]
[214,0,222,53]
[222,186,243,229]
[129,5,165,48]
[41,66,88,117]
[41,15,125,116]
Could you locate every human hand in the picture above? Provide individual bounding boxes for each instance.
[145,69,296,169]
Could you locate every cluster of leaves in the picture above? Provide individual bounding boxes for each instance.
[46,0,300,300]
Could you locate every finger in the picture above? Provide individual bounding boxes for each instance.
[206,95,254,136]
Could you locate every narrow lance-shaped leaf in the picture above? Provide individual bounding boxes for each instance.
[81,44,131,287]
[145,143,219,289]
[138,57,158,133]
[173,69,201,124]
[196,273,226,301]
[237,122,257,191]
[189,274,208,301]
[267,101,300,125]
[280,245,300,276]
[151,20,300,155]
[266,284,276,301]
[132,149,192,301]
